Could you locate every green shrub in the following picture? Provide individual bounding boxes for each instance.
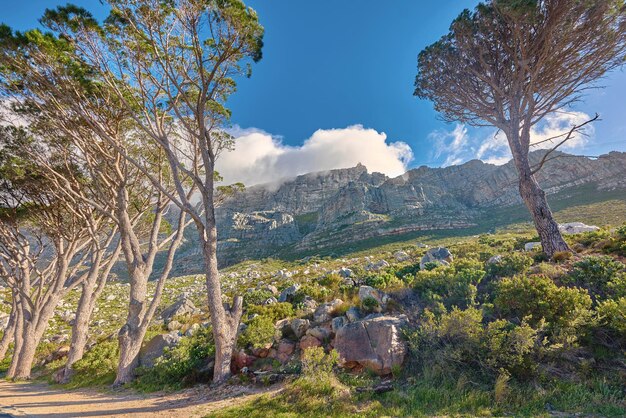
[364,271,402,289]
[407,307,538,381]
[292,284,330,305]
[494,275,592,338]
[67,340,119,388]
[244,289,275,307]
[413,263,484,309]
[318,273,342,289]
[485,253,533,278]
[594,297,626,347]
[133,326,215,392]
[566,256,625,299]
[247,302,294,322]
[360,296,380,313]
[301,346,339,380]
[238,315,277,349]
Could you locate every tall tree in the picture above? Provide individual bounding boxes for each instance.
[414,0,626,257]
[0,26,190,383]
[43,0,264,383]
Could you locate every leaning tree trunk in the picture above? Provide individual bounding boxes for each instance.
[513,151,570,257]
[6,302,23,378]
[57,280,99,383]
[0,298,17,361]
[202,218,242,385]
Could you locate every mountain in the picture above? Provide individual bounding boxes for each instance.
[171,150,626,271]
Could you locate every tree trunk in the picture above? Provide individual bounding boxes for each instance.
[202,221,242,384]
[57,281,97,383]
[114,321,147,385]
[6,302,24,379]
[513,151,570,257]
[0,300,17,361]
[9,325,37,380]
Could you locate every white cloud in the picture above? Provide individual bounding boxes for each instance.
[216,125,414,186]
[429,111,596,167]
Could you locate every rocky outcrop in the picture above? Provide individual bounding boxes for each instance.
[168,151,626,268]
[139,332,181,368]
[334,315,408,375]
[420,247,453,270]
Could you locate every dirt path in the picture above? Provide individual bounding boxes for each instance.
[0,380,280,417]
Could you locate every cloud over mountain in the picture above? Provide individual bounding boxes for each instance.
[216,125,413,186]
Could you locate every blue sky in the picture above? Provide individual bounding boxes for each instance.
[2,0,625,180]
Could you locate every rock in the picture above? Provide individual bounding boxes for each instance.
[275,318,292,337]
[167,320,182,331]
[306,326,330,341]
[366,260,390,272]
[487,255,502,264]
[185,323,200,337]
[276,340,296,362]
[524,242,542,252]
[105,294,116,301]
[43,345,70,364]
[161,297,197,322]
[274,269,293,279]
[393,251,410,262]
[345,307,361,322]
[299,335,322,351]
[358,286,389,307]
[416,243,429,248]
[420,247,453,270]
[301,296,318,313]
[278,284,300,303]
[266,285,279,295]
[338,267,353,278]
[232,349,256,372]
[313,299,344,323]
[291,318,310,339]
[558,222,600,235]
[263,297,278,305]
[331,316,347,332]
[334,315,408,376]
[139,332,181,368]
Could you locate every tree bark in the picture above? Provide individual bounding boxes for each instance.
[0,297,17,362]
[512,149,570,257]
[202,221,242,384]
[114,321,147,385]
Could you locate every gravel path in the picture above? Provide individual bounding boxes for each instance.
[0,380,278,417]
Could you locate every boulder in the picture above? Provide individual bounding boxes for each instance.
[358,286,389,307]
[306,326,330,341]
[559,222,600,235]
[366,260,390,272]
[167,320,182,331]
[161,297,197,322]
[313,299,343,323]
[334,315,407,376]
[524,242,541,252]
[331,316,347,332]
[299,335,321,351]
[345,307,361,322]
[487,255,502,264]
[139,332,181,368]
[291,318,310,339]
[338,267,353,278]
[393,251,410,262]
[420,247,453,270]
[278,284,300,302]
[263,297,278,305]
[276,340,296,363]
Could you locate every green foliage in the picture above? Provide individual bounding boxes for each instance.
[66,340,119,388]
[413,261,485,309]
[485,252,533,278]
[318,273,342,289]
[360,296,380,313]
[407,307,538,381]
[301,347,339,380]
[133,326,215,392]
[238,315,277,349]
[364,271,402,289]
[594,297,626,347]
[292,284,330,305]
[494,274,592,338]
[247,302,294,322]
[565,256,626,299]
[244,289,275,307]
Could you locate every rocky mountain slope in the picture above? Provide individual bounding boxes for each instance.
[172,150,626,269]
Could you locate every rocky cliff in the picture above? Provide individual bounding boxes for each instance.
[173,151,626,268]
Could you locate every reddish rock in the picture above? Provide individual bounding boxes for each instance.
[232,349,256,372]
[299,335,322,351]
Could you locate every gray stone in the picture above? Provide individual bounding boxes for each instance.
[358,285,389,307]
[313,299,343,323]
[278,284,300,302]
[291,318,310,339]
[487,255,502,264]
[331,316,347,332]
[338,267,353,278]
[306,326,330,341]
[346,307,361,322]
[524,242,542,252]
[161,297,197,322]
[558,222,600,235]
[420,247,453,270]
[393,251,410,262]
[139,332,181,368]
[366,260,390,272]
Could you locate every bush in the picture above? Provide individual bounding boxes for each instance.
[238,315,277,349]
[292,284,330,305]
[485,253,533,278]
[594,297,626,347]
[248,302,294,322]
[566,256,626,299]
[301,346,339,380]
[133,326,215,391]
[494,275,592,340]
[407,307,538,381]
[364,271,402,289]
[244,289,275,307]
[413,262,484,309]
[67,340,119,387]
[318,273,343,289]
